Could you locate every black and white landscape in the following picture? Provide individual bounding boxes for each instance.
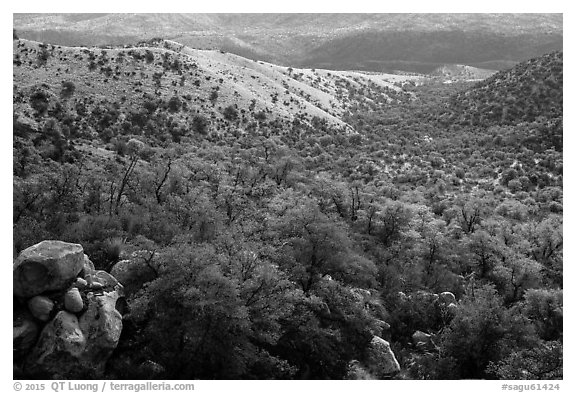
[13,13,562,380]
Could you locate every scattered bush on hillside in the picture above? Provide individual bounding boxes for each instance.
[192,115,209,135]
[29,89,50,115]
[60,81,76,100]
[223,105,238,121]
[145,50,155,64]
[167,96,182,113]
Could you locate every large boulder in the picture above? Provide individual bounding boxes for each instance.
[79,291,123,371]
[28,311,87,378]
[438,291,456,305]
[14,241,84,298]
[92,270,125,299]
[366,336,400,378]
[110,259,156,296]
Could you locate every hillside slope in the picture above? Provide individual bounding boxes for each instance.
[13,38,422,145]
[443,51,562,126]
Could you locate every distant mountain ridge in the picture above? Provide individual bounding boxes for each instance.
[14,13,562,73]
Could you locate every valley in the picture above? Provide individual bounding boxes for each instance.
[13,25,563,381]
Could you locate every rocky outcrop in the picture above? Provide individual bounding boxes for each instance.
[13,240,124,379]
[366,336,401,378]
[14,241,84,298]
[29,311,87,378]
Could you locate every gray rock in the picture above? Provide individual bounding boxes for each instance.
[439,291,456,305]
[369,319,390,337]
[27,296,54,321]
[366,336,400,378]
[64,288,84,313]
[376,320,391,331]
[74,277,88,289]
[27,290,123,378]
[412,330,432,346]
[14,241,84,298]
[110,259,131,279]
[14,308,39,353]
[93,270,120,288]
[90,282,104,290]
[28,311,87,378]
[92,270,124,297]
[78,291,123,373]
[110,259,156,295]
[81,255,95,284]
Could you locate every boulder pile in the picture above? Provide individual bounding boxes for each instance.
[13,240,124,379]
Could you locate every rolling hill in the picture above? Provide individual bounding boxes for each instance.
[444,51,563,126]
[13,37,423,151]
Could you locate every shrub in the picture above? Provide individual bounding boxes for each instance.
[223,105,238,121]
[60,81,76,99]
[37,46,50,66]
[167,96,182,113]
[29,90,50,115]
[145,50,154,64]
[254,111,267,121]
[192,115,209,135]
